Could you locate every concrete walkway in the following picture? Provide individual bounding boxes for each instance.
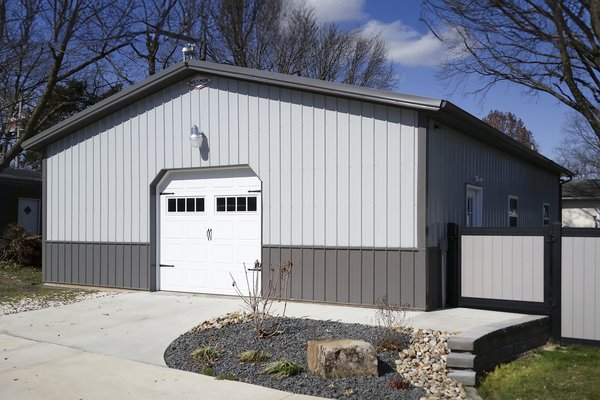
[0,291,534,399]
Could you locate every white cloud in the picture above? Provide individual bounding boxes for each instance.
[293,0,367,23]
[361,20,459,67]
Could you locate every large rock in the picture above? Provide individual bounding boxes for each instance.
[307,339,379,378]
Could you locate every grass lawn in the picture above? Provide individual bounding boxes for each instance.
[0,262,93,304]
[478,343,600,400]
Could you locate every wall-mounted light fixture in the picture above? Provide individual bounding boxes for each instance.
[190,125,203,148]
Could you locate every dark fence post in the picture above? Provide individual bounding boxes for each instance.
[446,223,460,307]
[550,222,562,341]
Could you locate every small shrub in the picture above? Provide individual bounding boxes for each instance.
[374,295,408,351]
[238,349,271,363]
[0,224,41,266]
[200,366,214,376]
[389,376,411,390]
[190,345,219,364]
[262,360,303,378]
[215,374,236,381]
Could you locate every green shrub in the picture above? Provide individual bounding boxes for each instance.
[262,360,303,378]
[199,366,213,376]
[215,374,236,381]
[238,349,271,363]
[190,345,219,364]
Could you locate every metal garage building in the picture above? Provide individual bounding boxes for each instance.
[23,61,570,310]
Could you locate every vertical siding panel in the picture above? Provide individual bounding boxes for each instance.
[85,244,93,285]
[115,113,125,243]
[291,91,303,245]
[131,103,140,242]
[337,249,349,303]
[69,135,77,242]
[532,237,544,302]
[124,245,132,288]
[400,252,414,306]
[124,108,133,243]
[325,96,337,247]
[139,244,149,289]
[482,236,493,298]
[325,249,337,302]
[181,85,192,168]
[164,88,174,169]
[228,79,239,165]
[155,92,166,170]
[348,101,362,246]
[93,128,101,242]
[139,99,150,243]
[237,81,249,165]
[280,89,292,245]
[100,244,108,286]
[414,250,427,308]
[596,239,600,340]
[492,236,503,299]
[101,121,110,242]
[512,236,524,301]
[301,93,314,245]
[71,244,78,283]
[78,245,86,285]
[269,87,281,245]
[361,250,374,304]
[573,237,585,338]
[301,248,313,300]
[561,237,574,338]
[131,244,140,288]
[400,110,416,247]
[290,248,302,299]
[314,249,325,301]
[247,83,259,174]
[78,133,86,241]
[313,94,326,246]
[108,245,116,286]
[57,244,65,283]
[521,236,533,302]
[361,102,374,247]
[374,106,387,247]
[93,244,101,285]
[387,108,401,248]
[336,99,350,247]
[172,86,183,168]
[198,79,209,167]
[279,248,290,298]
[374,250,387,302]
[349,250,362,304]
[583,237,595,339]
[116,245,124,287]
[218,78,230,164]
[502,236,513,300]
[387,251,401,306]
[258,85,270,243]
[461,236,472,297]
[57,140,65,241]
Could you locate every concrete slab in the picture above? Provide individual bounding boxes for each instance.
[0,336,323,400]
[0,291,545,399]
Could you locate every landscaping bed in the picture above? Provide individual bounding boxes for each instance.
[164,313,466,400]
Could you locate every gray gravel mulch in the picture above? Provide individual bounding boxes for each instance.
[164,317,426,400]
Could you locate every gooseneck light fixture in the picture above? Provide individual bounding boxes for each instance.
[190,125,202,148]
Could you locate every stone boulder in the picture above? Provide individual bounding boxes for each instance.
[307,339,379,379]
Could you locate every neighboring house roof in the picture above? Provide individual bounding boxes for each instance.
[0,168,42,183]
[23,60,571,176]
[562,179,600,200]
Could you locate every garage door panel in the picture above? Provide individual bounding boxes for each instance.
[159,168,261,295]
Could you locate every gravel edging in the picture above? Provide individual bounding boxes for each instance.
[0,291,117,316]
[164,313,466,400]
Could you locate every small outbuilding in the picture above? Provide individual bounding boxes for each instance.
[23,61,570,310]
[0,168,42,236]
[562,179,600,227]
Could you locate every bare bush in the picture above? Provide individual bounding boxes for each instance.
[230,260,293,337]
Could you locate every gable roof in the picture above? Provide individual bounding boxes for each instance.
[563,179,600,199]
[23,60,571,176]
[0,168,42,183]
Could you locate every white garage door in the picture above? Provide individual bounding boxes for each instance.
[158,168,261,295]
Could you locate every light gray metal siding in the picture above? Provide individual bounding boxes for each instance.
[45,75,421,248]
[461,235,544,302]
[561,236,600,341]
[427,122,559,247]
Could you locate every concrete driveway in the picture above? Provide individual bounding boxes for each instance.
[0,290,531,399]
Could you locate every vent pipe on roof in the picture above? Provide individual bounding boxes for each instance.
[182,43,195,62]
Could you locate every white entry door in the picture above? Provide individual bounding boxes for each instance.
[158,168,261,295]
[18,197,40,235]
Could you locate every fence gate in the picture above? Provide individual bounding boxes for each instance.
[448,222,600,346]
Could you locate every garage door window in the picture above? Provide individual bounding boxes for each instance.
[167,197,205,213]
[216,196,257,212]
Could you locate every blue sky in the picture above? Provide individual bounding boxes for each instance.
[299,0,570,160]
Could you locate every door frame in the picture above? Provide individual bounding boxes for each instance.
[150,165,262,292]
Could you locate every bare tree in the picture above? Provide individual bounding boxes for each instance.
[422,0,600,140]
[0,0,134,172]
[556,112,600,178]
[482,110,538,150]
